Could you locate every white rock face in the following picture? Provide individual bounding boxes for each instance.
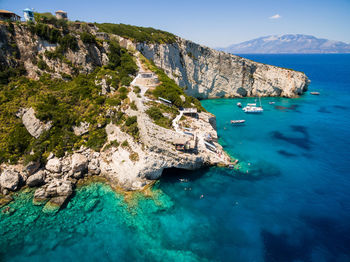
[0,169,20,191]
[71,153,88,173]
[45,158,62,173]
[16,108,52,138]
[137,37,310,99]
[99,85,231,190]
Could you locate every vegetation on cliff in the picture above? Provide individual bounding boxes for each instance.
[140,56,205,112]
[0,38,137,164]
[0,17,208,164]
[96,23,177,44]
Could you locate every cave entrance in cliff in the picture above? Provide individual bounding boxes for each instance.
[159,167,210,184]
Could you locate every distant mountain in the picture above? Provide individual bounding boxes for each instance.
[218,34,350,54]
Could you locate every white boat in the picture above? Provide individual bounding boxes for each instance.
[231,120,245,124]
[243,97,264,113]
[269,102,275,105]
[237,102,242,108]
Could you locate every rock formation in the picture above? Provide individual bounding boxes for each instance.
[137,37,310,99]
[0,24,309,99]
[16,108,52,138]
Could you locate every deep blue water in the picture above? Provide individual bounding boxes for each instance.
[1,54,350,262]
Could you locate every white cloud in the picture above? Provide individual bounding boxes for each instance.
[269,14,281,20]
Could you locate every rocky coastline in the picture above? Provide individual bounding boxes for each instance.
[0,22,310,212]
[0,50,231,212]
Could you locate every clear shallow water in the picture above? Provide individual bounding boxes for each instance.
[1,54,350,262]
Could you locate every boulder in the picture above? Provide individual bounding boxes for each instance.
[17,107,52,139]
[23,161,41,176]
[56,180,73,196]
[73,121,90,136]
[26,170,45,187]
[45,158,62,173]
[33,187,48,205]
[0,170,20,191]
[34,187,46,199]
[88,158,100,175]
[71,153,88,173]
[61,158,71,173]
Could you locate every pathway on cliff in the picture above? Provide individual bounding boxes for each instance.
[172,111,184,133]
[130,52,230,165]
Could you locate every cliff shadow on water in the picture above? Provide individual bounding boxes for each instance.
[160,167,209,184]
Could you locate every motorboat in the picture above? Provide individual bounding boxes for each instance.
[237,102,242,107]
[310,92,320,95]
[269,102,275,104]
[231,120,245,124]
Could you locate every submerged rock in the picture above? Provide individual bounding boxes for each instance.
[42,195,70,214]
[0,195,13,207]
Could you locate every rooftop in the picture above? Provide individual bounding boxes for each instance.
[0,9,15,14]
[172,137,187,145]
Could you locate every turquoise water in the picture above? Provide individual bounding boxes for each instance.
[1,54,350,261]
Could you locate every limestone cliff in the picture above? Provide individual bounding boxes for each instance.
[0,23,309,98]
[137,37,310,99]
[0,23,109,80]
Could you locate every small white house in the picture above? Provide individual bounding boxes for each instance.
[55,10,68,20]
[23,8,35,22]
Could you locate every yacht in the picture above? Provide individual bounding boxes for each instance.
[243,97,263,113]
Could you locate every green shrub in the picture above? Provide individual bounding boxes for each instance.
[106,96,121,106]
[37,59,48,70]
[59,34,79,52]
[133,86,141,93]
[103,140,119,151]
[96,23,177,44]
[146,106,163,120]
[142,58,206,112]
[106,40,137,79]
[129,152,139,162]
[130,101,137,110]
[125,116,137,126]
[7,21,15,35]
[0,65,26,85]
[3,123,32,163]
[146,106,172,129]
[121,140,129,148]
[80,32,96,44]
[86,129,107,151]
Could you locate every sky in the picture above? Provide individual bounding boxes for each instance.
[1,0,349,48]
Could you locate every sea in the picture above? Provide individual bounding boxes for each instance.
[1,54,349,262]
